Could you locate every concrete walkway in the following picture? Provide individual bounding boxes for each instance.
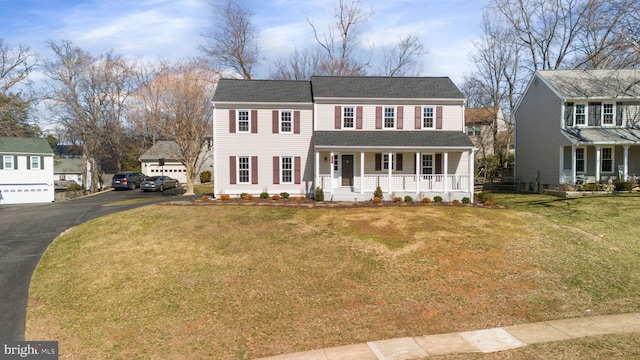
[256,313,640,360]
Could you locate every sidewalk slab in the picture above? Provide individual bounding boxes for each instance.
[260,349,327,360]
[591,313,640,333]
[504,322,572,344]
[546,317,611,338]
[414,332,479,355]
[367,337,428,360]
[460,328,527,353]
[323,343,378,360]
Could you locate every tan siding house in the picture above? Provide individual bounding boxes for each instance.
[213,76,476,201]
[515,70,640,191]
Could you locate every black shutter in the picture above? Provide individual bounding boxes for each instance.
[616,102,624,126]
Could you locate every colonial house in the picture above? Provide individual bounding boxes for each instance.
[139,140,213,185]
[212,76,476,201]
[465,107,510,160]
[0,137,55,205]
[515,69,640,191]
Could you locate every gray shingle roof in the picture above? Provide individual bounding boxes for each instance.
[311,76,465,99]
[213,78,313,103]
[538,70,640,99]
[0,137,53,154]
[139,141,182,160]
[314,131,474,148]
[562,127,640,145]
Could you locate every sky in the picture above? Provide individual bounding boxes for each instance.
[0,0,488,86]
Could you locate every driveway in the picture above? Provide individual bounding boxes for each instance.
[0,189,192,341]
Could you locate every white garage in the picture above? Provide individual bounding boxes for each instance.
[0,137,55,205]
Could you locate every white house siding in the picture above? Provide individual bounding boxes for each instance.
[515,75,570,189]
[314,103,464,131]
[0,155,54,205]
[214,104,314,197]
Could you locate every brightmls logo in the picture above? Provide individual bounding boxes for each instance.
[1,342,57,359]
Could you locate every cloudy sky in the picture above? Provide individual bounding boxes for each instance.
[1,0,488,85]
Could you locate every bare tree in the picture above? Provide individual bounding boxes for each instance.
[201,0,259,79]
[150,61,218,195]
[381,34,426,77]
[308,0,373,76]
[0,39,38,92]
[129,61,167,149]
[270,47,326,80]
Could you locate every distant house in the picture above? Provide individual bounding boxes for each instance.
[212,76,476,201]
[0,137,55,205]
[515,69,640,190]
[54,158,83,183]
[139,140,213,184]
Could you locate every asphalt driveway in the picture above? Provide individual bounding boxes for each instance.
[0,189,191,341]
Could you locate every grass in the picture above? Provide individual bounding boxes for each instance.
[26,193,640,359]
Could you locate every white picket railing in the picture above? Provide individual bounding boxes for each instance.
[318,174,470,193]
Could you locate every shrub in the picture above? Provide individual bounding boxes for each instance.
[220,194,230,201]
[484,201,493,207]
[314,186,324,201]
[199,170,212,183]
[67,183,83,191]
[476,192,495,204]
[392,197,403,202]
[240,192,248,199]
[373,196,383,203]
[373,186,383,199]
[434,195,443,202]
[260,191,269,199]
[452,199,461,205]
[462,197,470,204]
[241,193,253,200]
[404,195,413,202]
[422,197,431,203]
[614,181,632,192]
[280,192,290,199]
[582,183,599,191]
[272,194,281,200]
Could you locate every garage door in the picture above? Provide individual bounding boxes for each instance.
[0,183,54,205]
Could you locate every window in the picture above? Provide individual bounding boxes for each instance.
[575,148,585,173]
[238,156,250,183]
[30,156,40,169]
[281,156,293,183]
[237,110,250,132]
[343,107,354,128]
[3,155,14,170]
[603,103,614,125]
[383,154,394,170]
[575,104,586,125]
[467,125,481,136]
[422,154,434,175]
[423,107,434,128]
[601,147,613,172]
[280,111,292,133]
[384,107,395,128]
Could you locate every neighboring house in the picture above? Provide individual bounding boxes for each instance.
[213,76,476,201]
[54,158,83,183]
[515,69,640,191]
[465,107,507,159]
[0,137,55,205]
[139,140,213,185]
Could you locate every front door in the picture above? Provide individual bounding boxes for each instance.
[341,155,354,186]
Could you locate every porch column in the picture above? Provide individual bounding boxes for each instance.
[330,151,335,194]
[443,151,449,194]
[315,151,320,191]
[360,151,365,194]
[468,149,475,197]
[388,152,393,194]
[623,145,630,181]
[571,145,577,184]
[595,146,601,183]
[416,152,420,195]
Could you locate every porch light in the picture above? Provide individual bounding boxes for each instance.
[324,156,328,162]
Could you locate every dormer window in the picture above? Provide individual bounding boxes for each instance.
[603,103,614,125]
[575,104,586,125]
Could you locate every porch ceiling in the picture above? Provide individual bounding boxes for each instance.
[563,127,640,145]
[314,131,475,150]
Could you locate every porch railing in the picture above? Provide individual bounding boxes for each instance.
[319,174,470,193]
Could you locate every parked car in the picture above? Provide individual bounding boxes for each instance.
[140,176,179,192]
[111,171,146,190]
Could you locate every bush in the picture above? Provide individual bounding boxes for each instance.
[220,194,230,201]
[476,192,495,204]
[314,186,324,201]
[67,183,83,191]
[582,183,599,191]
[373,196,383,203]
[422,197,431,203]
[404,195,413,202]
[241,193,253,200]
[452,199,461,205]
[615,181,632,192]
[260,191,269,199]
[392,197,402,202]
[199,171,212,183]
[272,194,281,200]
[434,195,443,202]
[462,197,470,204]
[484,201,493,207]
[373,186,383,199]
[280,192,290,199]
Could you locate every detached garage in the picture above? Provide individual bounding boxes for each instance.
[0,137,55,205]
